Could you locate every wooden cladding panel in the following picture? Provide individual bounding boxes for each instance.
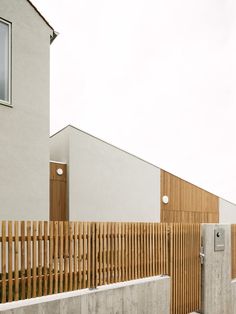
[0,221,201,314]
[161,170,219,223]
[50,162,67,221]
[50,162,67,181]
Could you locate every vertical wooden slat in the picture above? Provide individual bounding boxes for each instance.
[106,223,110,284]
[54,221,59,294]
[232,225,236,279]
[8,221,13,302]
[21,221,26,300]
[87,222,91,288]
[43,221,48,296]
[137,223,140,279]
[78,222,82,289]
[27,221,31,299]
[103,223,107,284]
[59,221,64,293]
[79,223,83,288]
[74,222,78,290]
[140,223,144,278]
[49,222,54,295]
[38,221,43,297]
[114,223,117,283]
[14,221,19,301]
[2,221,6,303]
[110,223,114,283]
[89,223,96,287]
[100,223,104,285]
[131,223,134,279]
[121,223,125,282]
[118,223,121,283]
[95,222,99,287]
[32,221,37,298]
[64,221,69,291]
[82,222,86,288]
[125,223,128,281]
[128,223,132,280]
[69,222,73,291]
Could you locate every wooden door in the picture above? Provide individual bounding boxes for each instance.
[50,162,68,221]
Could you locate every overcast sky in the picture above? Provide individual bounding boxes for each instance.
[33,0,236,203]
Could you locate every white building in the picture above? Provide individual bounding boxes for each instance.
[50,125,236,223]
[0,0,57,220]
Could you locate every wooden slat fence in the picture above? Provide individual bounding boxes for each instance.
[0,221,201,314]
[232,224,236,279]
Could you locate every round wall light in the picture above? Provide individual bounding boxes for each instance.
[162,195,169,204]
[56,168,63,176]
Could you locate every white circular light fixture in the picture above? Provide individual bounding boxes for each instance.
[162,195,169,204]
[56,168,63,176]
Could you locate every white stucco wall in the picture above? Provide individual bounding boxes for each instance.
[50,126,161,222]
[0,0,52,220]
[219,198,236,223]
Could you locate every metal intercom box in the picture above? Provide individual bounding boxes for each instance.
[214,228,225,251]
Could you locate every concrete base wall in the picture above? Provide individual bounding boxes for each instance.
[232,280,236,314]
[0,276,170,314]
[201,224,232,314]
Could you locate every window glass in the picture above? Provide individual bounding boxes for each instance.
[0,20,10,103]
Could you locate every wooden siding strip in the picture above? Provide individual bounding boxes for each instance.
[161,170,219,223]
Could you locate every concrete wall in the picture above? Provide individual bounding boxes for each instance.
[232,280,236,314]
[50,125,161,222]
[0,0,52,219]
[0,276,171,314]
[219,198,236,223]
[201,224,232,314]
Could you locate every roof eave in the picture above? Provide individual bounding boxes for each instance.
[50,31,59,44]
[27,0,58,43]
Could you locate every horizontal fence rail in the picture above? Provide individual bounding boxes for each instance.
[0,221,201,314]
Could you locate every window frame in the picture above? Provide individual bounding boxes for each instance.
[0,18,12,107]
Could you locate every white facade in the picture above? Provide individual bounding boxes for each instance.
[0,0,54,220]
[219,198,236,224]
[50,125,161,222]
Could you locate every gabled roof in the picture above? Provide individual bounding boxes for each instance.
[27,0,58,43]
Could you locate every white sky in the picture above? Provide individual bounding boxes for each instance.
[33,0,236,203]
